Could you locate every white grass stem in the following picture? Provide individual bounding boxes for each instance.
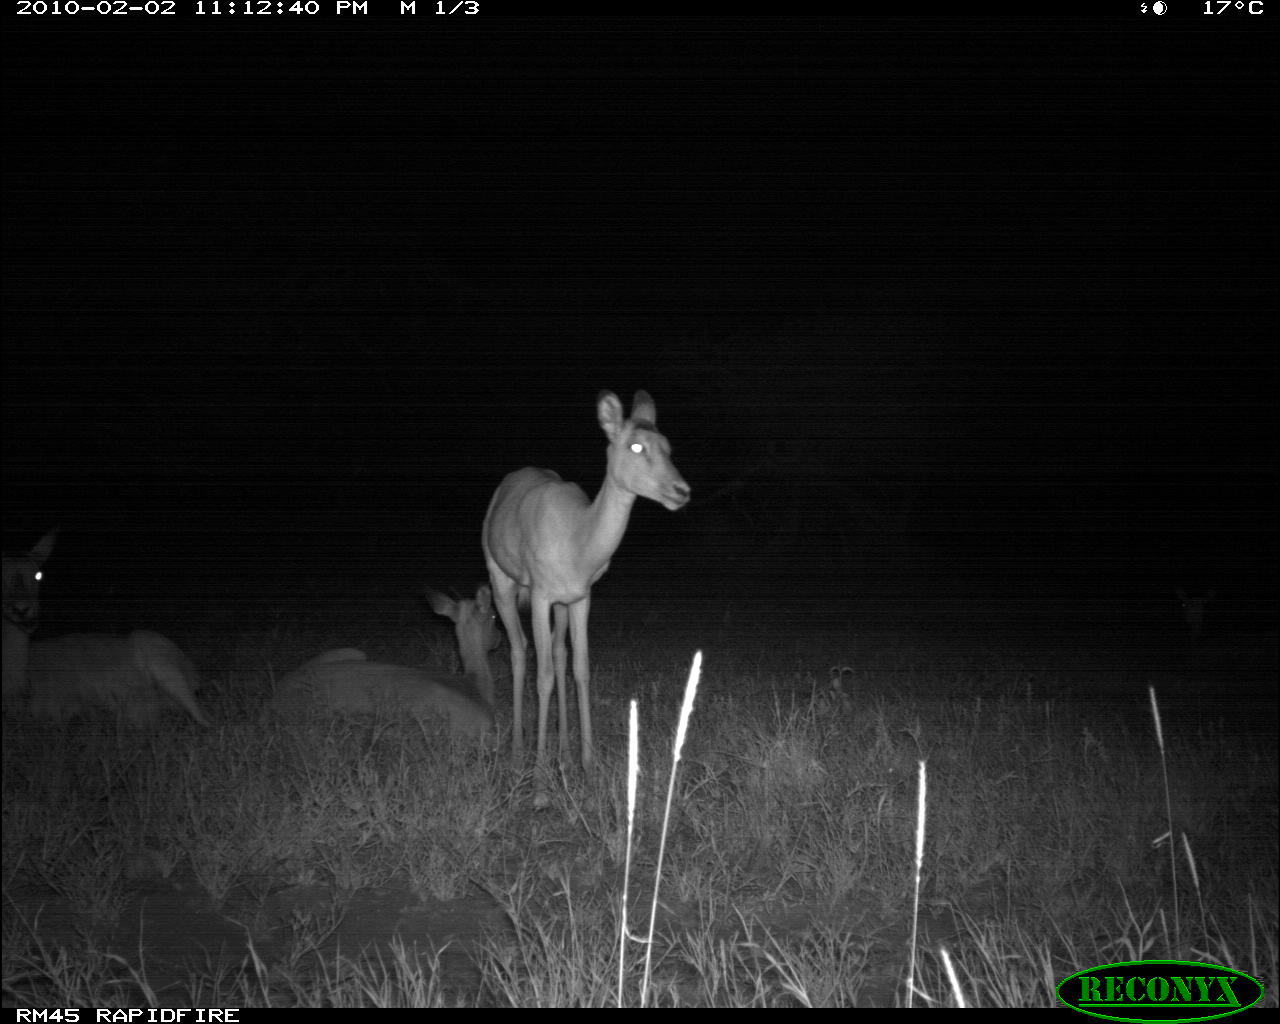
[1148,686,1180,942]
[907,759,926,1008]
[641,650,702,1007]
[940,945,966,1008]
[618,699,639,1007]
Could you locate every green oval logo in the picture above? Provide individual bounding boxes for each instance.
[1057,960,1264,1023]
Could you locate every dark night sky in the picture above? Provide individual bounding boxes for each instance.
[2,12,1275,637]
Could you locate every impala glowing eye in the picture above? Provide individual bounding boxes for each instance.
[34,571,43,583]
[630,442,643,454]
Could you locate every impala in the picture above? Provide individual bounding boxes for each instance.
[483,390,690,794]
[2,530,211,727]
[274,584,498,739]
[1175,588,1216,641]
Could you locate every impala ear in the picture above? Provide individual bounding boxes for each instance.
[597,391,625,437]
[631,390,656,424]
[30,529,58,565]
[425,588,454,619]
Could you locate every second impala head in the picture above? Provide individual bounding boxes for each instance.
[601,390,691,511]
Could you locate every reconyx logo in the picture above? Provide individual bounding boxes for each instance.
[1057,960,1263,1023]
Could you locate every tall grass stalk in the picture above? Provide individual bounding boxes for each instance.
[618,699,639,1006]
[906,759,926,1007]
[640,650,702,1007]
[939,946,966,1008]
[1148,687,1180,941]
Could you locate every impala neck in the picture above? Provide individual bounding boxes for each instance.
[456,620,495,709]
[2,615,31,696]
[579,472,640,573]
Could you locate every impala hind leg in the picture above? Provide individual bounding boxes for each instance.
[489,576,527,758]
[531,595,559,806]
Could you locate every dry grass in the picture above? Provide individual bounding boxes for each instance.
[4,616,1276,1008]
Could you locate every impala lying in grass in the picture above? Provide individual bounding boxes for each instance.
[2,530,211,727]
[273,585,499,739]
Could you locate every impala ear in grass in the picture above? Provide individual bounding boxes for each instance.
[3,530,211,728]
[273,584,499,740]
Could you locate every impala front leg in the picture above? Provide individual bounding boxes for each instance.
[553,602,570,763]
[568,596,591,773]
[570,596,594,773]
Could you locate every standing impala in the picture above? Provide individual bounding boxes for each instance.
[483,390,690,793]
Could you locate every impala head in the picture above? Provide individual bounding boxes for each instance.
[470,583,504,655]
[1175,587,1215,640]
[425,583,502,709]
[3,530,57,637]
[425,583,503,655]
[598,390,691,511]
